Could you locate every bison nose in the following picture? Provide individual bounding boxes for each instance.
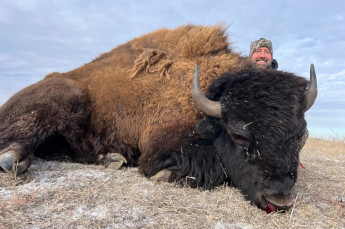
[264,188,297,209]
[257,187,297,212]
[260,176,298,211]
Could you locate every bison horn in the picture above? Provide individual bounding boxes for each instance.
[304,64,318,112]
[192,64,222,118]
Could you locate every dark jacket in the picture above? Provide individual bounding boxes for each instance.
[271,59,278,70]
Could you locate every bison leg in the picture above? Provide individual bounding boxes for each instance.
[97,153,127,170]
[0,77,90,176]
[150,169,172,182]
[139,140,227,189]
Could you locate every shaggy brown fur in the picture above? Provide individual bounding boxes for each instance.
[40,24,246,164]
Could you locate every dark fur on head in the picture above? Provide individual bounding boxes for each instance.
[146,66,309,209]
[199,66,308,207]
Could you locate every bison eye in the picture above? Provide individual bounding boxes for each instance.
[229,132,249,146]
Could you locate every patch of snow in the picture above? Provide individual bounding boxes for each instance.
[58,205,111,221]
[215,221,250,229]
[0,159,112,203]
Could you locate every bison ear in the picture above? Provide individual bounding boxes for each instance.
[196,117,222,140]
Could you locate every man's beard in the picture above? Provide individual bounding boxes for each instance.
[255,57,272,69]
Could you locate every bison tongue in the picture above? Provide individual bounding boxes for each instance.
[264,192,296,208]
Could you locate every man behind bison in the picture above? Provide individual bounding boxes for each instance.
[250,37,278,69]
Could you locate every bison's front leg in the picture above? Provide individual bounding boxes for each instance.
[139,140,227,189]
[0,77,90,177]
[97,153,128,169]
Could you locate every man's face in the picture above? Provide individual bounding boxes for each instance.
[251,47,272,68]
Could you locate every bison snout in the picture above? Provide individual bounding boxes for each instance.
[258,188,297,212]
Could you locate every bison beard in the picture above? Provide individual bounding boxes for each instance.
[0,25,316,212]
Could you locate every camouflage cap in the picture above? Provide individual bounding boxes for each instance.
[249,38,273,57]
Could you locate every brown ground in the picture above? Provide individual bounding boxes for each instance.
[0,138,344,229]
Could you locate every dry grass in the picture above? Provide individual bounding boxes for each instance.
[0,138,344,228]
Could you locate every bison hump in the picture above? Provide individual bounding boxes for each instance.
[128,24,231,78]
[131,24,230,58]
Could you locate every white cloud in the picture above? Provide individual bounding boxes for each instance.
[328,69,345,80]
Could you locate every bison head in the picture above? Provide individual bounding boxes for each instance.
[193,64,317,211]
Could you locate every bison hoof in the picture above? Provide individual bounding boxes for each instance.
[102,153,127,170]
[0,147,32,175]
[0,143,32,175]
[150,169,172,182]
[13,157,33,175]
[0,152,32,175]
[0,151,18,172]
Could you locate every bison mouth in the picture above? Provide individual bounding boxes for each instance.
[258,189,297,213]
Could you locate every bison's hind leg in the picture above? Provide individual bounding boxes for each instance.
[0,142,33,186]
[0,77,90,177]
[0,143,32,175]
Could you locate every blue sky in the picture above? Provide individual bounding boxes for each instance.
[0,0,344,139]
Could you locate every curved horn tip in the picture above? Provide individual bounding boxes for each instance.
[309,63,317,86]
[310,63,315,75]
[304,63,318,112]
[192,64,222,118]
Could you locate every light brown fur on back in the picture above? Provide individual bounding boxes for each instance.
[46,24,246,162]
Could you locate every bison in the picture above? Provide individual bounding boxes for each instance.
[0,25,317,211]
